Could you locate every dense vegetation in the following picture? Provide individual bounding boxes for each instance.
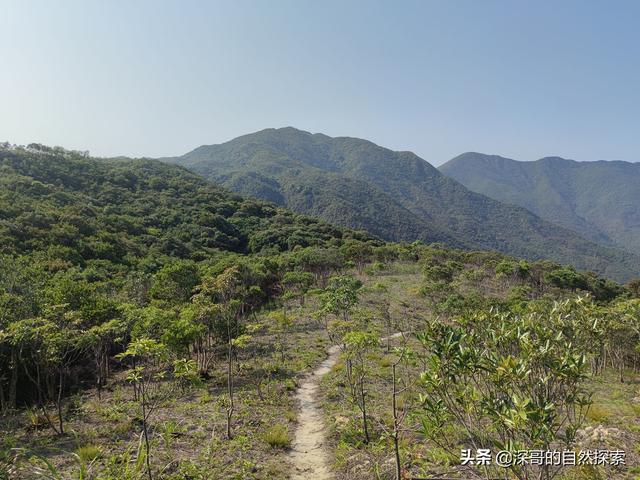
[440,152,640,256]
[0,143,375,419]
[0,143,375,265]
[165,127,640,282]
[1,144,639,479]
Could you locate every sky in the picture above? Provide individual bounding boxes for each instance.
[1,0,639,165]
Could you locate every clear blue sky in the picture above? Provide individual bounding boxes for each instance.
[2,0,639,165]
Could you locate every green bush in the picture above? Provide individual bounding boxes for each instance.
[263,424,291,449]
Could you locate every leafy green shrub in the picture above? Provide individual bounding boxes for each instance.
[283,378,297,392]
[364,262,385,275]
[417,299,593,479]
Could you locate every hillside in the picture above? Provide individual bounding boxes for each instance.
[165,127,640,282]
[0,144,373,267]
[3,243,637,480]
[440,152,640,255]
[1,143,638,480]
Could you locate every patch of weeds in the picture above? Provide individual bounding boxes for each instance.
[25,407,51,431]
[0,433,17,453]
[258,459,290,479]
[425,445,455,466]
[284,409,297,422]
[66,394,84,417]
[558,464,606,479]
[334,439,351,468]
[112,386,124,403]
[160,420,186,448]
[586,404,610,423]
[378,356,392,368]
[373,282,388,291]
[112,421,133,437]
[231,434,252,451]
[75,444,102,462]
[337,421,367,448]
[263,424,291,449]
[99,401,131,422]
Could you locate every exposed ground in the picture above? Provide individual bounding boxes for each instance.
[289,345,339,480]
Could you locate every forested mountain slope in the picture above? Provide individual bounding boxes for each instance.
[165,127,640,281]
[440,152,640,255]
[0,144,372,267]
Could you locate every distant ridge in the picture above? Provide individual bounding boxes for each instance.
[163,127,640,282]
[440,152,640,256]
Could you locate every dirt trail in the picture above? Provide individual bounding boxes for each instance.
[289,344,340,479]
[289,333,405,479]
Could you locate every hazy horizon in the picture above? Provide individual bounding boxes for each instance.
[2,0,640,165]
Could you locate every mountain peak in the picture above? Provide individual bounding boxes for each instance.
[444,152,517,166]
[162,130,639,281]
[536,156,576,164]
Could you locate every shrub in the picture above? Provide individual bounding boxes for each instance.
[263,424,291,448]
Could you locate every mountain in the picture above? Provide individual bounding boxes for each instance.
[0,144,373,266]
[440,153,640,256]
[164,127,640,282]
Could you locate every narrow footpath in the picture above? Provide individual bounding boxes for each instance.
[289,333,405,479]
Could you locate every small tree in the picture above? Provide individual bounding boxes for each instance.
[417,306,591,480]
[173,358,201,394]
[343,331,379,443]
[388,344,415,480]
[379,300,393,352]
[317,275,362,338]
[193,266,248,439]
[85,318,127,400]
[6,311,83,435]
[266,309,294,362]
[607,299,640,382]
[342,241,374,274]
[627,278,640,298]
[117,338,170,480]
[281,271,314,306]
[149,261,199,305]
[291,247,344,287]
